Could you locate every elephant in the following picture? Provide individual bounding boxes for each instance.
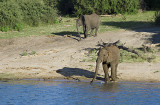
[76,13,100,40]
[91,44,120,83]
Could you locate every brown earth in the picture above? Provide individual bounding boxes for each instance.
[0,27,160,82]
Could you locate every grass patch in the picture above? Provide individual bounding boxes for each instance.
[20,50,36,56]
[0,73,16,80]
[153,70,160,73]
[0,11,156,39]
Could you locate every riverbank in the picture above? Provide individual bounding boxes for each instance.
[0,27,160,82]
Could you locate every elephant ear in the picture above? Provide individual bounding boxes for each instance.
[107,51,113,62]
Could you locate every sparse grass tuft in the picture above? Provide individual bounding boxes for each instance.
[30,51,36,55]
[20,50,36,56]
[153,70,159,73]
[21,51,28,56]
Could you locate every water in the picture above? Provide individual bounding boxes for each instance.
[0,80,160,105]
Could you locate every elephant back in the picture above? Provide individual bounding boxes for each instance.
[84,13,100,28]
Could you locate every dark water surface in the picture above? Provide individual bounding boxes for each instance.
[0,80,160,105]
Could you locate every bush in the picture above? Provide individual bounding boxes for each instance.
[19,0,57,26]
[14,23,24,31]
[74,0,140,16]
[44,0,140,16]
[155,11,160,25]
[0,0,58,32]
[0,0,23,31]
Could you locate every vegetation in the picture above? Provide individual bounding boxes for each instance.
[0,11,155,39]
[44,0,140,16]
[20,50,36,56]
[0,0,57,32]
[0,73,16,80]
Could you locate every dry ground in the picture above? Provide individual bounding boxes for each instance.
[0,27,160,82]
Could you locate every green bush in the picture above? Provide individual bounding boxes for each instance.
[14,23,24,31]
[155,11,160,25]
[0,0,58,32]
[19,0,58,26]
[44,0,140,16]
[0,0,23,31]
[1,26,10,32]
[74,0,140,16]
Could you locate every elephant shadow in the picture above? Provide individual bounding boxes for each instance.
[56,67,104,81]
[51,31,78,36]
[51,31,83,41]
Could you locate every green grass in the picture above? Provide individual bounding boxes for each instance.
[0,11,156,39]
[0,73,16,80]
[99,11,155,33]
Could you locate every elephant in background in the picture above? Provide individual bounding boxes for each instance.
[76,13,100,40]
[91,44,120,83]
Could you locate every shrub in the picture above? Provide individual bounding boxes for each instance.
[1,26,10,32]
[14,23,24,31]
[18,0,58,26]
[0,0,58,32]
[44,0,140,16]
[0,0,23,31]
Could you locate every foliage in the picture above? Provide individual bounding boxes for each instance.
[0,0,23,31]
[18,0,57,26]
[44,0,140,16]
[14,23,24,31]
[0,0,57,32]
[154,11,160,25]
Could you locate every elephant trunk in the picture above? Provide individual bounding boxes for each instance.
[91,59,101,83]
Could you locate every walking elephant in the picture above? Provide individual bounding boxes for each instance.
[76,13,100,40]
[91,44,120,83]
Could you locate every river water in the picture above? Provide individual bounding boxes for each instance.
[0,80,160,105]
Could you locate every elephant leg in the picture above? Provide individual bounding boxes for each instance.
[111,63,116,81]
[95,27,99,37]
[83,25,86,38]
[89,28,94,37]
[84,26,89,38]
[102,63,110,82]
[115,64,118,79]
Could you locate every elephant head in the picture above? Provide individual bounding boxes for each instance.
[91,45,119,83]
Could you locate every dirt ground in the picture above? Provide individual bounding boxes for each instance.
[0,27,160,82]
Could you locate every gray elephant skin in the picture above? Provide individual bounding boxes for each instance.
[76,13,100,40]
[91,44,120,83]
